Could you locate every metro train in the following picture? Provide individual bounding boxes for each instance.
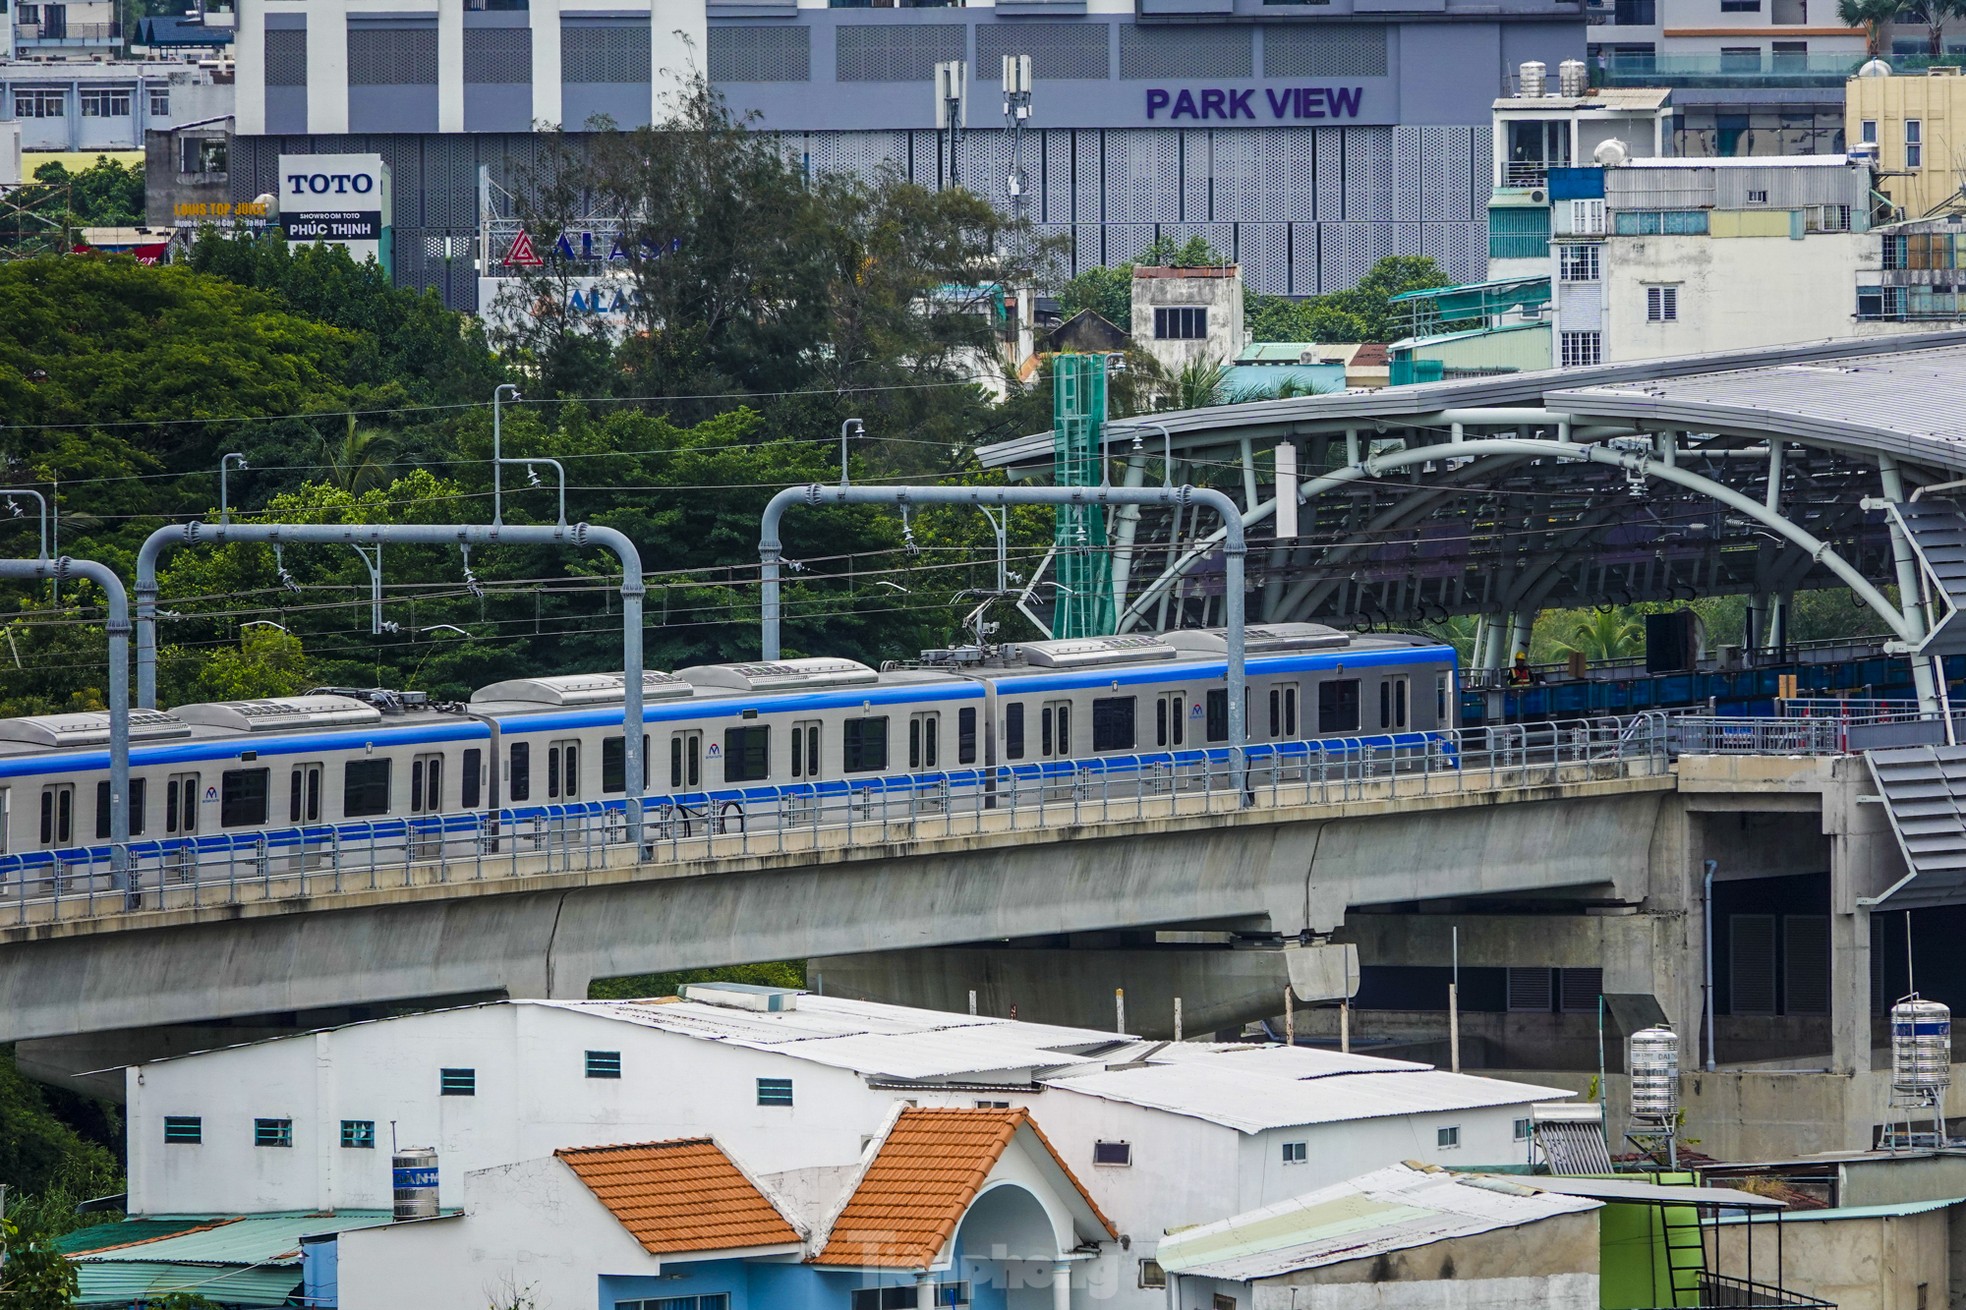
[0,623,1457,881]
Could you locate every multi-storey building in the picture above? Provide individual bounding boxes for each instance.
[227,0,1589,307]
[0,58,235,153]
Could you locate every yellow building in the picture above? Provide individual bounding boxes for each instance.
[1845,66,1966,218]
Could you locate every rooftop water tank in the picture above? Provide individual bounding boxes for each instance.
[1518,61,1546,98]
[392,1147,439,1221]
[1859,57,1894,78]
[1559,59,1588,97]
[1594,138,1630,167]
[1891,997,1952,1106]
[1628,1026,1680,1126]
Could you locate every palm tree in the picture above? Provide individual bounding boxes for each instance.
[1841,0,1906,57]
[324,415,401,495]
[1918,0,1966,56]
[1158,356,1230,411]
[1555,609,1642,663]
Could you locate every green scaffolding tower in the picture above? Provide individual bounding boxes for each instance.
[1050,354,1117,637]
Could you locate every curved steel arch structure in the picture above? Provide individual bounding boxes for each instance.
[980,332,1966,709]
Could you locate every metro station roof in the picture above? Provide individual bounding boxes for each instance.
[977,332,1966,632]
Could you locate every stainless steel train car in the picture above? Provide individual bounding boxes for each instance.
[0,623,1456,885]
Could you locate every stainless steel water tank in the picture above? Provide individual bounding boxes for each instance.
[1558,59,1588,97]
[1891,997,1952,1105]
[392,1147,439,1220]
[1518,61,1547,97]
[1628,1025,1679,1125]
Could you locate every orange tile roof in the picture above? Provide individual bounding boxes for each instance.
[556,1138,801,1256]
[813,1107,1116,1270]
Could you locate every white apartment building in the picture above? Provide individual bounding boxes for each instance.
[123,986,1568,1310]
[1,58,234,152]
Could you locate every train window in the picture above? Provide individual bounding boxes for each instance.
[509,743,531,802]
[958,708,977,765]
[1040,706,1053,757]
[39,784,72,846]
[1092,697,1136,752]
[1004,703,1026,760]
[1205,690,1228,743]
[1436,672,1451,725]
[411,753,444,814]
[95,778,147,839]
[289,764,322,824]
[843,718,889,774]
[344,759,392,818]
[724,726,771,783]
[1268,687,1298,740]
[0,787,8,852]
[600,736,651,793]
[220,767,270,828]
[1380,677,1409,730]
[1318,680,1361,734]
[546,746,559,799]
[791,721,821,779]
[1156,694,1186,748]
[671,731,702,790]
[909,713,939,770]
[165,772,199,835]
[463,749,483,808]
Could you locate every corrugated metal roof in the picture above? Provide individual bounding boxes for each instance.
[70,1211,393,1265]
[1155,1163,1601,1281]
[1051,1056,1568,1133]
[975,332,1966,471]
[1521,1177,1786,1208]
[1711,1196,1965,1224]
[75,1261,304,1308]
[51,1218,215,1255]
[1863,744,1966,908]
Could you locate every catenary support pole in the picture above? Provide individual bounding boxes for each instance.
[759,482,1250,793]
[0,557,129,886]
[133,521,646,843]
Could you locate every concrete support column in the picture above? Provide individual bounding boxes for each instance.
[916,1274,935,1310]
[436,0,464,132]
[306,0,350,134]
[530,0,562,129]
[1052,1261,1072,1310]
[1825,756,1906,1078]
[235,0,267,134]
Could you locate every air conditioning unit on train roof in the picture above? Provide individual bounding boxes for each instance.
[680,657,879,693]
[1163,623,1350,655]
[0,708,190,750]
[470,671,692,708]
[173,695,385,733]
[1010,635,1176,669]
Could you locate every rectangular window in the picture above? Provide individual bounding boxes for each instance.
[95,777,146,838]
[220,767,270,827]
[1558,242,1601,282]
[1908,119,1924,168]
[1206,689,1228,743]
[1568,198,1606,236]
[1514,1117,1533,1141]
[1436,1126,1461,1149]
[1091,697,1136,752]
[164,1115,202,1144]
[1863,119,1878,144]
[1559,331,1602,367]
[1646,285,1678,322]
[1806,204,1851,233]
[1138,1260,1168,1290]
[1317,680,1361,734]
[848,1289,964,1310]
[341,1119,376,1149]
[556,741,579,798]
[13,91,65,118]
[255,1118,293,1148]
[723,726,771,783]
[842,718,888,774]
[1004,703,1026,760]
[440,1067,476,1096]
[343,759,391,817]
[1379,677,1409,730]
[1214,1295,1238,1310]
[150,88,170,117]
[1092,1140,1132,1166]
[462,748,483,808]
[958,707,977,765]
[508,742,530,802]
[546,745,559,799]
[1281,1140,1307,1164]
[757,1077,794,1106]
[79,89,131,116]
[586,1050,622,1079]
[1153,306,1208,340]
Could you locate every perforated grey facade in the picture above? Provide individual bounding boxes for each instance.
[234,1,1584,308]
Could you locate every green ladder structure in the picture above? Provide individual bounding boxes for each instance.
[1659,1199,1707,1307]
[1050,354,1117,638]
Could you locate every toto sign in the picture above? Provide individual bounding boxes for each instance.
[276,153,393,274]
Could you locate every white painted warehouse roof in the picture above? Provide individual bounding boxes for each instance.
[1155,1163,1601,1282]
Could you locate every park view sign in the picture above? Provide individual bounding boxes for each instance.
[1144,86,1366,121]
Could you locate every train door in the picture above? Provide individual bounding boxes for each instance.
[908,712,940,770]
[1041,699,1072,759]
[1379,677,1410,732]
[289,763,323,826]
[39,783,73,848]
[670,731,702,792]
[788,720,821,825]
[546,739,579,803]
[1154,691,1187,793]
[410,752,445,858]
[164,771,200,880]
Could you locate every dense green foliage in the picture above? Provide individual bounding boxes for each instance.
[0,158,146,253]
[1245,256,1455,344]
